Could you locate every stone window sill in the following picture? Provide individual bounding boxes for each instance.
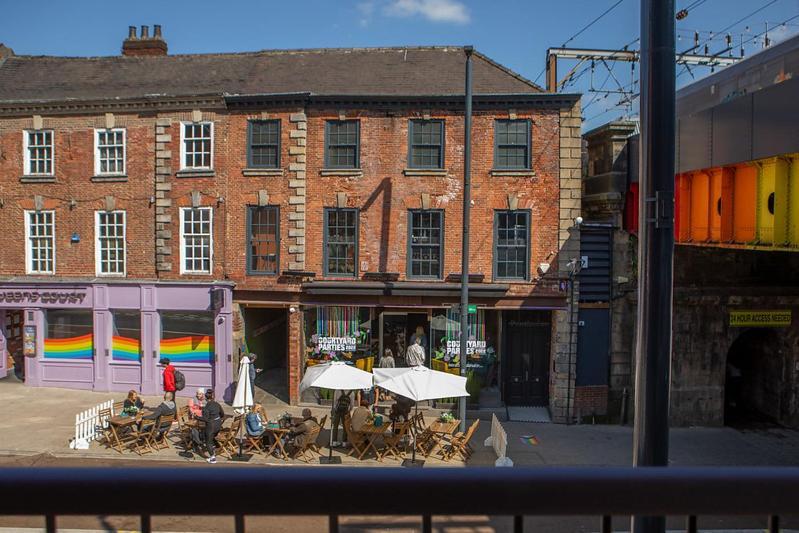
[490,169,536,177]
[403,168,447,177]
[243,168,284,177]
[320,169,363,177]
[92,175,128,182]
[20,175,56,183]
[176,169,216,178]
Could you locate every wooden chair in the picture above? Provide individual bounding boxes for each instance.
[414,425,437,457]
[96,407,114,449]
[175,406,193,450]
[440,419,480,462]
[291,422,322,463]
[308,414,327,455]
[112,401,125,416]
[215,416,243,459]
[130,421,158,456]
[343,414,369,459]
[381,420,412,461]
[149,414,176,451]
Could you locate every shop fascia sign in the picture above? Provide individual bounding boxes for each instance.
[0,290,87,305]
[730,310,792,328]
[445,339,487,355]
[318,336,357,351]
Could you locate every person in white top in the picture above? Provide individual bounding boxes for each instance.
[405,336,426,367]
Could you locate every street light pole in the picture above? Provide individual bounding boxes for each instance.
[632,0,676,532]
[459,45,473,434]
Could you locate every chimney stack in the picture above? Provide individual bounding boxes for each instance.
[122,25,167,57]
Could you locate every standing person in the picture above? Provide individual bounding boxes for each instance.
[188,388,205,418]
[198,389,225,464]
[330,390,352,447]
[378,348,395,368]
[160,358,176,394]
[248,353,258,394]
[405,336,426,367]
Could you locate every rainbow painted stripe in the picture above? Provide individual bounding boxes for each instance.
[44,333,93,360]
[112,336,140,362]
[160,335,214,364]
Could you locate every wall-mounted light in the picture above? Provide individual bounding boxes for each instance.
[149,196,155,206]
[71,232,80,243]
[217,196,225,206]
[289,306,297,314]
[69,199,77,210]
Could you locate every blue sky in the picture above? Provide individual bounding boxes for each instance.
[1,0,798,130]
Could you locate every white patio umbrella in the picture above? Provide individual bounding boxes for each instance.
[299,361,374,464]
[231,355,254,459]
[373,365,469,465]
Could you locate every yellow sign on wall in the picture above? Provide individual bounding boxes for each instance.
[729,310,792,327]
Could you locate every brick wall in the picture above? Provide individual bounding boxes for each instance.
[574,385,609,417]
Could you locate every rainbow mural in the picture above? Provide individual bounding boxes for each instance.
[112,336,140,362]
[44,333,93,359]
[159,335,214,364]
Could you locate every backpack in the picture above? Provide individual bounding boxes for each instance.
[246,412,264,435]
[174,370,186,391]
[335,392,352,415]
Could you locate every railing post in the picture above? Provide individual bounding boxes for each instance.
[329,514,339,533]
[686,515,697,533]
[601,515,612,533]
[422,514,432,533]
[45,514,55,533]
[141,514,151,533]
[514,515,524,533]
[235,513,244,533]
[769,515,780,533]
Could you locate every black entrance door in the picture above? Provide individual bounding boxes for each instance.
[504,311,551,406]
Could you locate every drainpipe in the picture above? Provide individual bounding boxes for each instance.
[458,46,473,434]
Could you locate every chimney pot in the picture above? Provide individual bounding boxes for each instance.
[127,26,137,40]
[122,25,167,56]
[154,25,163,39]
[140,25,149,39]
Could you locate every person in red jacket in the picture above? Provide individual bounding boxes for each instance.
[160,358,176,393]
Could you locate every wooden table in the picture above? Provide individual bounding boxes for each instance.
[424,419,459,457]
[107,411,153,453]
[355,422,390,460]
[264,427,290,460]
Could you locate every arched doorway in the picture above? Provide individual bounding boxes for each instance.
[724,328,784,427]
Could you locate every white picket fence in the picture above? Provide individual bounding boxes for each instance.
[484,413,513,467]
[69,399,114,450]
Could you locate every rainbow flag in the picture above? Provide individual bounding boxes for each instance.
[160,335,214,364]
[520,435,539,446]
[112,336,140,362]
[44,333,93,359]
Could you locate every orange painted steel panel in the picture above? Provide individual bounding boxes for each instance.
[690,171,711,242]
[732,164,757,243]
[676,173,692,242]
[710,168,723,241]
[720,168,734,242]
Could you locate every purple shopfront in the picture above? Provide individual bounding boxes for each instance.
[0,281,234,398]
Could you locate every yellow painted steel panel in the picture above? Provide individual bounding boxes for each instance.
[789,155,799,247]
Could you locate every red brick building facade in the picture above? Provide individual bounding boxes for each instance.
[0,29,582,420]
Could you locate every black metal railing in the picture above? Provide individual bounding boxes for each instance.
[2,467,798,532]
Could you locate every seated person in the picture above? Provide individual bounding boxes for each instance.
[188,388,205,418]
[350,401,371,432]
[122,390,144,415]
[390,396,414,422]
[246,406,267,438]
[140,391,177,439]
[286,408,320,453]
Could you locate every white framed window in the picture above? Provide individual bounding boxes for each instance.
[23,130,54,176]
[95,211,126,276]
[94,129,126,175]
[180,122,213,170]
[180,207,213,274]
[25,210,55,274]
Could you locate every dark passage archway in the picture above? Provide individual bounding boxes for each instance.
[724,328,784,427]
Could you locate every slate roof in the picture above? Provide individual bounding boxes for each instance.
[0,46,542,104]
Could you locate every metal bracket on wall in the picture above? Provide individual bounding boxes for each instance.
[645,190,674,229]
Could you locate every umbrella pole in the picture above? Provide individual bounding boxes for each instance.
[320,389,342,464]
[403,402,424,467]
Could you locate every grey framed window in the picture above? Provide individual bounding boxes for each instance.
[247,206,279,275]
[407,210,444,279]
[247,120,280,168]
[324,120,359,169]
[494,210,530,280]
[323,208,358,277]
[408,119,444,169]
[494,119,531,169]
